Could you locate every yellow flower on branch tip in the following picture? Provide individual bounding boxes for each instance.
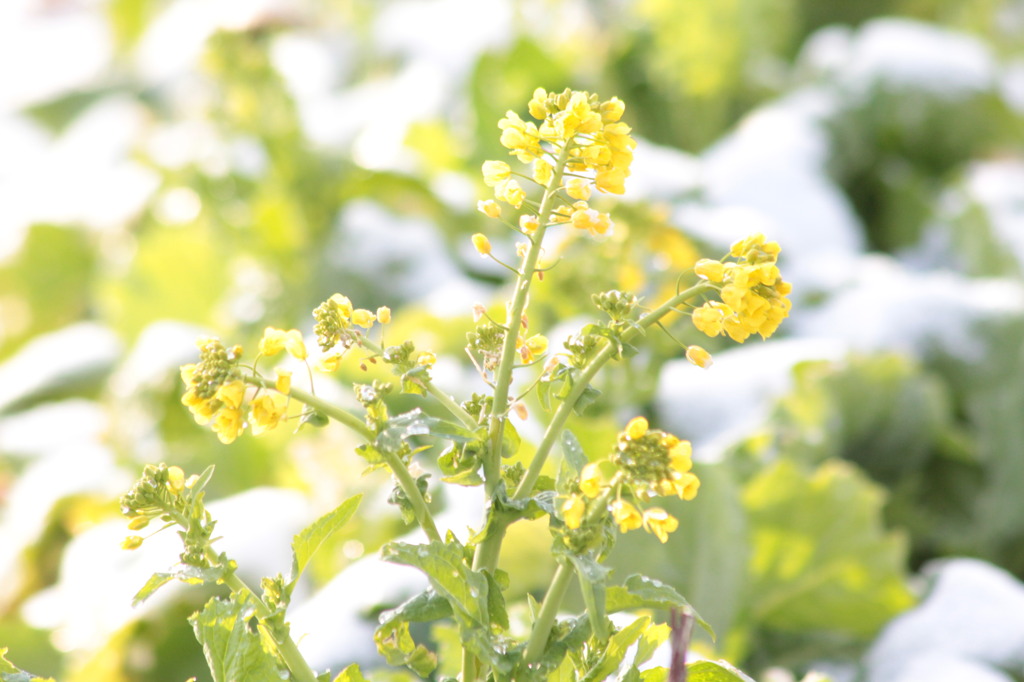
[610,499,643,533]
[481,160,511,186]
[352,309,376,329]
[259,327,306,359]
[477,199,501,219]
[495,179,526,208]
[686,345,713,368]
[533,159,554,186]
[625,416,648,440]
[562,495,586,530]
[318,352,344,372]
[329,294,354,321]
[674,472,701,501]
[518,334,548,363]
[600,97,625,123]
[472,233,492,256]
[594,168,627,195]
[251,393,288,435]
[642,508,679,543]
[579,462,604,498]
[376,306,391,324]
[417,351,437,367]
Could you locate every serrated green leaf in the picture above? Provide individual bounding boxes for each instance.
[189,595,285,682]
[484,570,509,630]
[580,615,648,682]
[560,429,587,473]
[381,540,489,632]
[374,619,437,677]
[379,589,453,626]
[634,622,671,668]
[687,659,756,682]
[290,494,362,583]
[332,663,369,682]
[605,575,714,640]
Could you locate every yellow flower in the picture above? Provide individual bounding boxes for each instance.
[533,159,554,186]
[594,167,627,195]
[600,97,625,123]
[685,345,713,368]
[212,407,244,444]
[376,306,391,324]
[251,392,288,435]
[166,466,185,495]
[528,87,549,119]
[275,369,292,394]
[668,440,693,471]
[417,351,437,367]
[692,301,733,338]
[495,179,526,208]
[642,508,679,543]
[570,206,612,236]
[694,258,725,282]
[481,160,511,186]
[625,416,648,440]
[519,214,539,235]
[610,499,643,533]
[472,233,492,256]
[477,199,502,218]
[518,334,548,363]
[215,380,246,410]
[259,327,307,360]
[318,352,344,372]
[352,309,376,329]
[562,495,586,530]
[329,294,354,322]
[579,462,604,498]
[564,176,591,201]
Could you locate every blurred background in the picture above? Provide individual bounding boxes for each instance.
[2,0,1024,680]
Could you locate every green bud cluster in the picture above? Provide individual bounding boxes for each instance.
[612,431,673,491]
[191,338,240,399]
[592,289,639,323]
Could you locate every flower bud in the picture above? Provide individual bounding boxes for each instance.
[471,233,492,256]
[685,345,713,369]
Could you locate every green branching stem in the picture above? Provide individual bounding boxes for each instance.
[513,280,715,502]
[483,144,574,496]
[244,375,441,543]
[205,549,319,682]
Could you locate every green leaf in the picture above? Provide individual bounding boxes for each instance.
[131,573,175,606]
[634,622,671,668]
[379,589,453,626]
[189,595,286,682]
[502,419,521,458]
[332,663,369,682]
[132,564,228,606]
[605,575,713,640]
[373,620,437,678]
[686,659,756,682]
[381,540,489,632]
[580,615,648,682]
[0,647,55,682]
[743,459,914,637]
[560,430,587,473]
[639,668,668,682]
[290,494,362,583]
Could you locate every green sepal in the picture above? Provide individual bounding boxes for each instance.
[189,594,287,682]
[289,493,362,586]
[605,574,714,641]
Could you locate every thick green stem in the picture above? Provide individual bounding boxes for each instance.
[483,145,573,495]
[379,445,442,543]
[523,561,574,664]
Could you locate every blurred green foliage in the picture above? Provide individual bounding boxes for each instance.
[2,0,1023,680]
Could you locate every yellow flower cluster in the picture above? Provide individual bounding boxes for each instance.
[691,233,792,342]
[180,333,301,444]
[480,88,636,239]
[313,293,378,355]
[560,416,699,544]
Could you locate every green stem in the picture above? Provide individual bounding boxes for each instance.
[483,145,573,495]
[245,375,441,543]
[247,375,373,440]
[523,561,574,664]
[211,552,319,682]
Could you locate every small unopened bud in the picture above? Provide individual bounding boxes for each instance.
[472,304,487,322]
[685,345,713,369]
[512,401,529,420]
[121,536,144,550]
[472,233,492,256]
[376,306,391,324]
[128,516,150,531]
[167,466,186,495]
